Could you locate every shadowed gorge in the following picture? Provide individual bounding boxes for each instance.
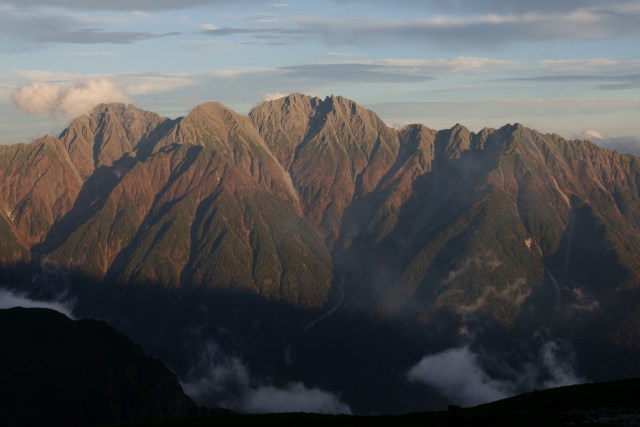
[2,94,640,414]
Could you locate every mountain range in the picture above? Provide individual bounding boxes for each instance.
[1,93,640,413]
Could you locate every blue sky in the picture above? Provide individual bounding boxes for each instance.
[1,0,640,150]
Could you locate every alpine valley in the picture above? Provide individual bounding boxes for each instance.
[2,93,640,415]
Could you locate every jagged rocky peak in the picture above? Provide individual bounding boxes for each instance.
[433,122,473,160]
[154,101,269,155]
[252,92,400,240]
[59,103,171,178]
[397,123,437,151]
[395,124,437,173]
[249,93,326,169]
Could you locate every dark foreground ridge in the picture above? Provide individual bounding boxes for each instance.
[101,378,640,427]
[0,307,198,427]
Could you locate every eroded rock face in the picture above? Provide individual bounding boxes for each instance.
[0,135,83,254]
[250,94,400,241]
[60,103,172,178]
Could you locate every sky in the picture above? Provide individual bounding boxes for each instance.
[1,0,640,151]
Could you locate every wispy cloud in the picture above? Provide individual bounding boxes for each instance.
[0,288,74,318]
[408,342,583,407]
[337,0,633,16]
[327,52,360,57]
[245,13,280,23]
[0,5,180,48]
[508,72,640,91]
[118,73,199,95]
[54,51,118,56]
[0,0,260,11]
[207,68,273,78]
[200,26,309,36]
[377,57,519,72]
[281,62,433,83]
[386,83,519,93]
[297,4,640,48]
[181,340,351,414]
[276,57,517,84]
[539,58,640,72]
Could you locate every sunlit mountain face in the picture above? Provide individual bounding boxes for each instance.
[1,95,640,414]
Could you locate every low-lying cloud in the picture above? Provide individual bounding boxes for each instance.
[0,288,74,318]
[407,347,509,406]
[243,382,352,414]
[12,79,130,118]
[181,341,351,414]
[407,341,583,407]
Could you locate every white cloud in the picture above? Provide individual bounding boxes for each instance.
[119,73,198,95]
[244,383,351,414]
[131,10,149,17]
[407,342,584,407]
[208,68,273,77]
[12,79,130,118]
[387,83,518,93]
[181,340,351,414]
[0,0,256,11]
[262,91,287,102]
[14,70,199,98]
[55,51,118,56]
[577,129,606,140]
[282,57,518,80]
[539,342,583,388]
[200,23,220,31]
[251,13,279,23]
[0,289,74,318]
[327,52,357,57]
[540,58,621,71]
[407,346,509,406]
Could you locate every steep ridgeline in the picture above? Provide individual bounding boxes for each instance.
[1,95,640,351]
[251,96,640,333]
[250,94,399,242]
[0,104,171,264]
[0,102,331,308]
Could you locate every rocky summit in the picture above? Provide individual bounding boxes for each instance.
[1,94,640,414]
